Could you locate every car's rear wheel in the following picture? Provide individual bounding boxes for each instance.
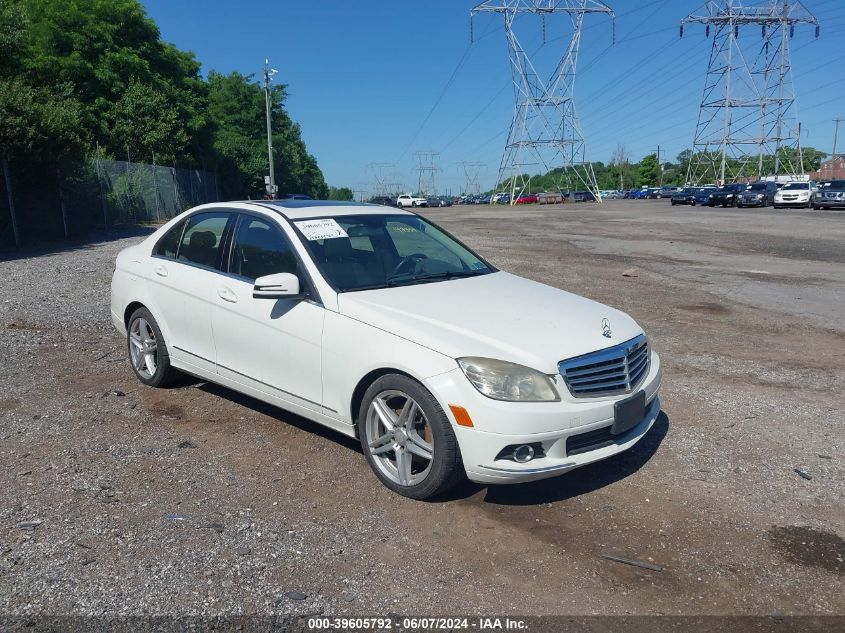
[127,307,180,388]
[359,374,464,500]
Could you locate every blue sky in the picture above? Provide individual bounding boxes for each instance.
[141,0,845,194]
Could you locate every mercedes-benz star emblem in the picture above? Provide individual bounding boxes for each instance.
[601,318,612,338]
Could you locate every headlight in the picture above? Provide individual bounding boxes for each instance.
[457,357,560,402]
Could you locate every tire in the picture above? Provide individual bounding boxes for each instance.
[736,202,743,208]
[412,201,417,207]
[127,307,180,388]
[358,373,465,500]
[690,200,696,207]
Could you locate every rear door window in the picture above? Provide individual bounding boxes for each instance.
[177,212,231,270]
[154,220,185,259]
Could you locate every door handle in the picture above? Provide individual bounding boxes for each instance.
[217,286,238,303]
[154,265,168,277]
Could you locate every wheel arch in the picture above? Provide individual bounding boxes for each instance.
[350,367,419,437]
[124,301,147,328]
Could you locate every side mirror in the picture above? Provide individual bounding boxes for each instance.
[253,272,303,300]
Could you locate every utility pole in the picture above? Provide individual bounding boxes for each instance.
[834,117,842,158]
[656,145,662,186]
[263,59,278,197]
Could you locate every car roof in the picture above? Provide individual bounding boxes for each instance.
[225,200,414,220]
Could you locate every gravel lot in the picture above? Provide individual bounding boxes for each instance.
[0,200,843,620]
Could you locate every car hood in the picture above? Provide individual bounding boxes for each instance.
[337,271,643,373]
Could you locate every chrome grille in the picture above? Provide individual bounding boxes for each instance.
[558,335,650,398]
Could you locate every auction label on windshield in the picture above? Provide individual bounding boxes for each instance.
[295,219,348,241]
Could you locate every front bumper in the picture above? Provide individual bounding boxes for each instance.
[774,198,810,207]
[815,196,845,208]
[424,352,662,484]
[709,196,735,206]
[738,196,766,206]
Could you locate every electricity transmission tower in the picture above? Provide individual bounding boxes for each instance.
[470,1,614,205]
[414,151,441,196]
[681,0,819,185]
[367,162,395,196]
[353,184,369,202]
[458,161,486,195]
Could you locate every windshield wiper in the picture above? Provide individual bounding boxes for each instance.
[386,269,489,286]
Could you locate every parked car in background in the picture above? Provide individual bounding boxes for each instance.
[538,192,563,204]
[369,196,397,207]
[773,181,816,209]
[689,187,718,206]
[397,194,428,208]
[657,186,682,199]
[515,193,539,204]
[812,180,845,209]
[670,188,695,206]
[573,191,596,202]
[737,181,777,208]
[111,200,661,499]
[426,197,452,208]
[279,194,313,200]
[708,183,747,207]
[643,188,662,199]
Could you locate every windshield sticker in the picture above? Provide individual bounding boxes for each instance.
[295,219,348,241]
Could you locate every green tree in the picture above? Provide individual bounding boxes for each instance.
[638,153,659,186]
[19,0,208,162]
[328,186,353,201]
[107,78,188,163]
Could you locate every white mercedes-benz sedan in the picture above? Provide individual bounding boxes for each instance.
[111,200,662,499]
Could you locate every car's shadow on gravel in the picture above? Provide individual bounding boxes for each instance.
[195,382,363,453]
[437,411,670,505]
[193,379,667,506]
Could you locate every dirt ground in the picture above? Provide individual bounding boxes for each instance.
[0,200,843,619]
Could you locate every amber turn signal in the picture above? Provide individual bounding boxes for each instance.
[449,404,474,428]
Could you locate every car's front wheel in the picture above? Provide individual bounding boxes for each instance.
[127,307,180,388]
[359,374,464,500]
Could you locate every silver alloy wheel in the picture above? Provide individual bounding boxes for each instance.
[129,317,158,379]
[365,390,434,486]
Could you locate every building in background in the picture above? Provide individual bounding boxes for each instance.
[810,155,845,181]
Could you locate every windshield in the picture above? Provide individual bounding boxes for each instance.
[782,182,809,190]
[748,183,767,191]
[294,214,494,292]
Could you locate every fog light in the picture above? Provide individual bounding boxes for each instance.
[512,444,535,463]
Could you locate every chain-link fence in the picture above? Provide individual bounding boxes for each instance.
[0,157,219,247]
